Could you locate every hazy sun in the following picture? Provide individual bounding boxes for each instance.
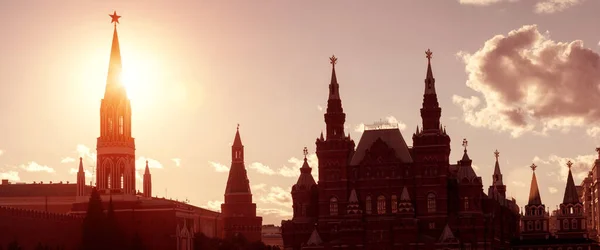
[120,52,163,106]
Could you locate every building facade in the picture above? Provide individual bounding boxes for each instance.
[281,52,520,250]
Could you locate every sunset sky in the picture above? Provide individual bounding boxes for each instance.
[1,0,600,224]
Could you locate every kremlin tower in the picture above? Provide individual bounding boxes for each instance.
[221,125,262,242]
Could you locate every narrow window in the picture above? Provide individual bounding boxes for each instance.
[427,193,436,213]
[108,175,111,189]
[391,195,398,213]
[464,197,469,210]
[377,195,386,214]
[572,219,577,229]
[119,116,124,135]
[108,118,113,133]
[563,219,569,230]
[366,196,372,214]
[329,197,338,216]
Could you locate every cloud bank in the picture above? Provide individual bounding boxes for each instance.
[454,25,600,137]
[458,0,584,13]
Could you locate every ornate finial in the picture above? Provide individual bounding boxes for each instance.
[329,55,338,66]
[303,147,308,159]
[494,149,500,161]
[237,123,240,131]
[462,138,468,152]
[109,11,121,25]
[567,160,573,169]
[425,49,433,62]
[530,163,537,172]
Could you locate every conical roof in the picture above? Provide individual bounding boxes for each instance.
[424,49,436,95]
[294,155,316,189]
[562,162,580,204]
[144,160,150,175]
[78,157,84,172]
[438,224,456,243]
[104,18,127,99]
[528,166,542,205]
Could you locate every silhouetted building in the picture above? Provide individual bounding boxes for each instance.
[511,163,598,249]
[221,126,263,242]
[281,52,520,249]
[0,12,223,250]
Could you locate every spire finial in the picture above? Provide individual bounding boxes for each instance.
[596,147,600,159]
[237,123,240,131]
[494,149,500,161]
[530,163,537,172]
[303,147,308,159]
[425,49,433,63]
[567,160,573,169]
[109,11,121,26]
[329,55,338,67]
[462,138,468,153]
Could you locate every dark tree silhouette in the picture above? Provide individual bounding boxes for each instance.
[105,197,126,250]
[6,240,21,250]
[81,188,107,250]
[193,233,278,250]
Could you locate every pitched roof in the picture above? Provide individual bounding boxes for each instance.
[294,157,316,189]
[562,168,580,204]
[349,128,413,165]
[528,171,542,205]
[438,224,457,243]
[306,228,323,246]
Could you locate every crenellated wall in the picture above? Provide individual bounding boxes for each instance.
[0,206,83,249]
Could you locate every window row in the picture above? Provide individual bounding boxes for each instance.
[328,192,438,215]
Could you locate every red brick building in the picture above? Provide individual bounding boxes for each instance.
[281,52,521,249]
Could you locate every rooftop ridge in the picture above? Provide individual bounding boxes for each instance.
[0,206,84,221]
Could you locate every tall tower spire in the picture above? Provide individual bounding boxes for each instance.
[143,160,152,198]
[562,160,579,204]
[324,55,347,140]
[420,49,442,131]
[528,164,542,205]
[221,125,262,242]
[77,157,86,197]
[96,11,136,195]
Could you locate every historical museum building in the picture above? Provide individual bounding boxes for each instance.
[0,12,225,250]
[281,52,522,249]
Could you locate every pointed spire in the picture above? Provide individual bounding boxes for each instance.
[295,147,316,188]
[398,186,414,213]
[346,189,363,214]
[528,163,542,205]
[424,49,436,95]
[233,123,242,147]
[563,160,580,204]
[438,224,457,243]
[328,55,340,100]
[78,157,84,172]
[300,147,312,174]
[144,160,150,175]
[460,138,471,162]
[319,131,324,141]
[493,149,504,185]
[105,11,125,98]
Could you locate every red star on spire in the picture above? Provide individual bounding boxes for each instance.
[109,11,121,25]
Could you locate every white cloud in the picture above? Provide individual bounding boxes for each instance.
[257,208,293,218]
[61,157,76,164]
[455,25,600,137]
[209,161,230,173]
[354,123,366,133]
[259,186,293,207]
[201,200,223,212]
[76,144,97,166]
[354,116,407,133]
[317,105,323,111]
[586,126,600,137]
[172,158,181,167]
[278,153,319,179]
[68,168,93,178]
[548,187,558,194]
[136,157,164,170]
[20,162,55,173]
[249,162,276,175]
[0,171,19,181]
[472,164,481,171]
[534,0,584,14]
[512,181,526,187]
[252,183,267,192]
[0,150,3,156]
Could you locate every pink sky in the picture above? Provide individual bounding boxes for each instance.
[1,0,600,224]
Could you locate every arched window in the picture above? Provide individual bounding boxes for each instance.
[329,197,338,216]
[427,193,436,213]
[563,219,569,230]
[377,195,386,214]
[464,197,469,210]
[535,220,541,230]
[527,221,533,231]
[107,175,111,189]
[572,219,578,230]
[391,195,398,213]
[366,196,372,214]
[120,174,124,189]
[119,116,124,135]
